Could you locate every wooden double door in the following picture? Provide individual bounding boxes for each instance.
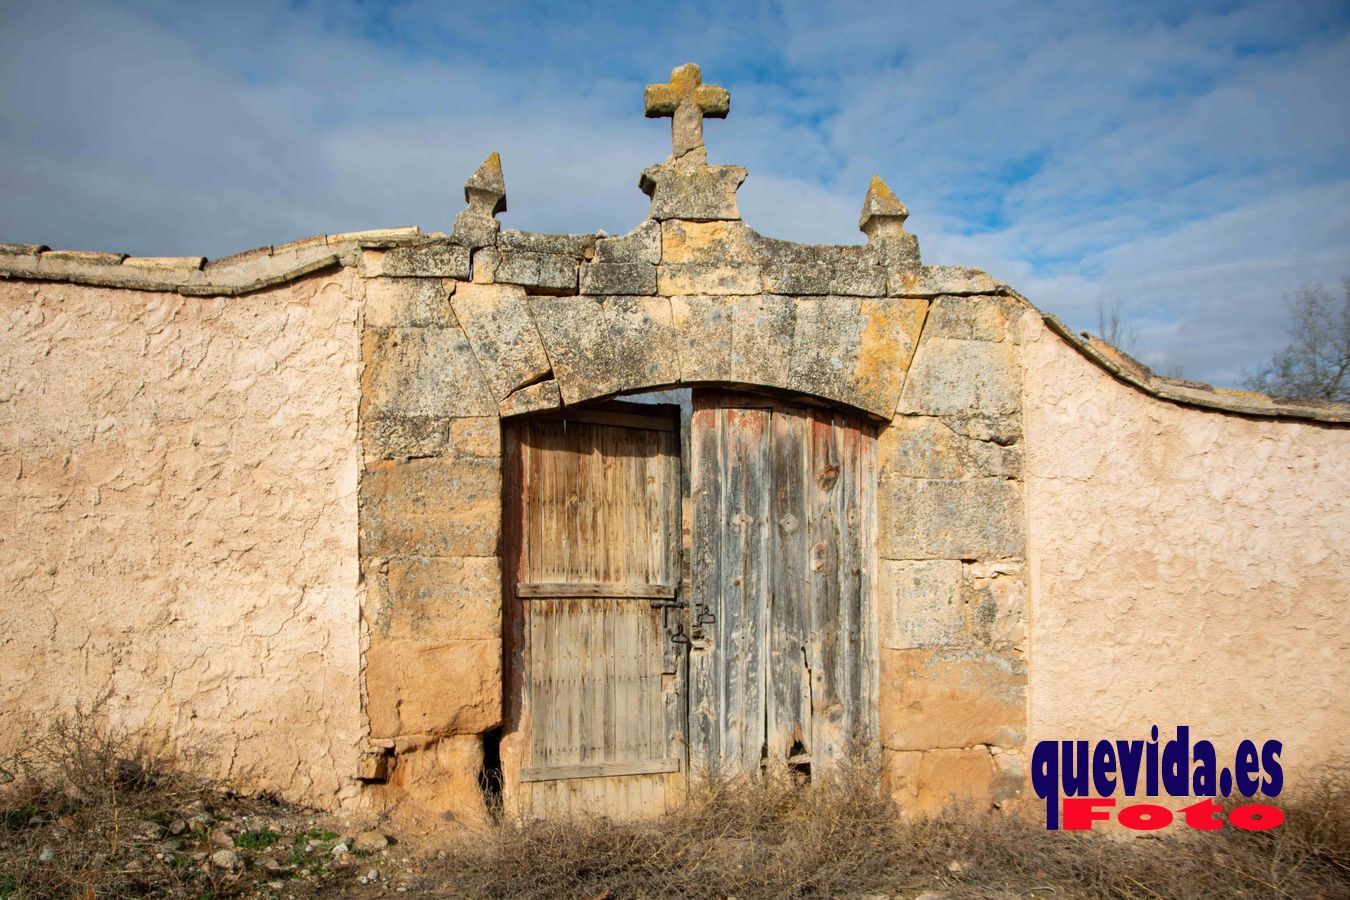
[502,393,876,818]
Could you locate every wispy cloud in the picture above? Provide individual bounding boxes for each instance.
[2,0,1347,386]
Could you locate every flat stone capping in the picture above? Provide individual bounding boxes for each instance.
[1041,312,1350,425]
[0,228,426,297]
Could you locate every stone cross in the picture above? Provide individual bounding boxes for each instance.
[644,64,730,165]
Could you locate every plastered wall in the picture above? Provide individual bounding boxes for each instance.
[0,272,366,807]
[1022,313,1350,789]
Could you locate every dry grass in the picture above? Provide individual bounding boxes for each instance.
[0,699,368,898]
[430,760,1350,900]
[3,709,1347,899]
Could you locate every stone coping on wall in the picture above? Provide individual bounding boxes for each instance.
[0,227,427,296]
[1039,309,1350,425]
[3,226,1346,425]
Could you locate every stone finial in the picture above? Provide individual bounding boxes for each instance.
[464,152,506,214]
[859,175,908,235]
[453,152,507,248]
[644,63,730,166]
[638,64,745,221]
[859,175,920,266]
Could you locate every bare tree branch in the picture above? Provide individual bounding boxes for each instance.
[1244,279,1350,401]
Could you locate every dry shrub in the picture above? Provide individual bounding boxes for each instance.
[0,697,359,899]
[432,758,1350,900]
[0,696,210,898]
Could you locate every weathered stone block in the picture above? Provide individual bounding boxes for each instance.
[580,262,657,295]
[660,220,760,265]
[647,291,799,392]
[883,747,998,816]
[498,379,563,417]
[731,294,796,389]
[450,211,499,250]
[964,560,1026,652]
[594,220,660,265]
[657,263,762,296]
[361,416,451,462]
[898,337,1021,418]
[868,232,921,269]
[878,559,963,650]
[760,260,886,297]
[879,648,1026,751]
[890,265,1000,297]
[787,297,927,418]
[368,735,489,825]
[449,282,552,401]
[669,295,733,382]
[943,412,1023,446]
[363,277,456,328]
[473,249,576,293]
[604,294,681,392]
[366,243,470,279]
[878,415,1021,480]
[990,746,1027,805]
[881,478,1025,559]
[365,637,500,738]
[528,295,678,403]
[360,456,500,557]
[924,295,1023,342]
[364,556,500,642]
[498,230,596,258]
[361,326,495,419]
[449,416,501,458]
[640,162,746,220]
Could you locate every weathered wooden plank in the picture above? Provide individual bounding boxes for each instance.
[808,410,846,767]
[767,408,811,761]
[688,399,722,776]
[859,422,880,753]
[721,406,770,776]
[519,758,682,783]
[517,582,677,598]
[535,406,678,432]
[839,420,867,752]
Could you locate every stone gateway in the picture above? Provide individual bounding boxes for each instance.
[1,64,1345,825]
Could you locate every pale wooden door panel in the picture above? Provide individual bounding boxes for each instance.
[521,416,677,591]
[506,403,684,819]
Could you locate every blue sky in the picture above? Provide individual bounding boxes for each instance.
[2,0,1349,386]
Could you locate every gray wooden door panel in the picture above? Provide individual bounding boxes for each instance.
[690,392,877,778]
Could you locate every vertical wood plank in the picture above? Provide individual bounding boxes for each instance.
[688,399,722,777]
[720,407,770,776]
[808,410,845,769]
[767,408,811,761]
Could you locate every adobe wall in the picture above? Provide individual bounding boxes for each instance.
[1022,313,1350,787]
[0,267,366,806]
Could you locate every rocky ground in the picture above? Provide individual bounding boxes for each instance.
[0,786,450,898]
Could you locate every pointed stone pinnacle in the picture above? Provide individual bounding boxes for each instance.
[464,152,506,216]
[859,175,920,266]
[859,175,908,235]
[453,152,507,248]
